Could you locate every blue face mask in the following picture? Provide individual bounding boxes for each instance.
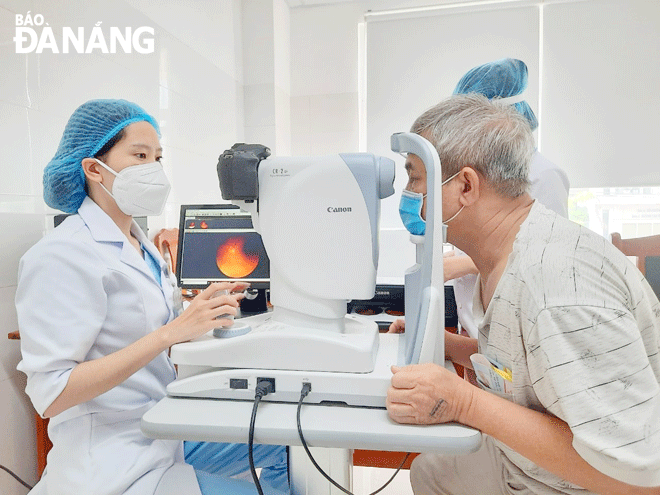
[399,189,427,235]
[399,171,462,236]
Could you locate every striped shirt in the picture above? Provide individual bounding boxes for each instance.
[474,201,660,492]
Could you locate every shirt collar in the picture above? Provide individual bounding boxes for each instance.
[77,197,160,254]
[77,196,170,277]
[77,196,127,244]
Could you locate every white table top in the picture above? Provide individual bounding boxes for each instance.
[142,396,482,455]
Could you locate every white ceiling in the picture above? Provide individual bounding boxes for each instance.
[285,0,360,6]
[284,0,498,9]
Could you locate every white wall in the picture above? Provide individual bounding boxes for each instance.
[541,0,660,188]
[289,0,660,278]
[243,0,292,155]
[290,3,362,156]
[0,1,244,492]
[365,4,539,236]
[290,2,421,279]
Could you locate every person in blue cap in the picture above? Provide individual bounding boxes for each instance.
[453,58,569,215]
[15,99,288,495]
[389,59,570,339]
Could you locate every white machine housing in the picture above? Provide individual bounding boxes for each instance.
[170,151,395,376]
[241,153,393,328]
[168,134,449,408]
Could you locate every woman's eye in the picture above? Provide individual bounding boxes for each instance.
[156,157,163,163]
[137,153,147,159]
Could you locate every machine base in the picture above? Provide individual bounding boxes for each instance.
[168,333,401,408]
[170,312,380,373]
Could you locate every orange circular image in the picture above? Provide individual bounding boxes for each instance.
[216,236,260,278]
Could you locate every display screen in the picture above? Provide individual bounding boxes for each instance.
[176,205,269,289]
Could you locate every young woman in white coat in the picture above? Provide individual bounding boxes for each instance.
[16,99,288,495]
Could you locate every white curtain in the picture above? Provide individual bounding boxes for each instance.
[366,5,540,228]
[366,0,660,199]
[541,0,660,188]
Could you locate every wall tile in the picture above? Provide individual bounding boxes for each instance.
[211,73,242,149]
[234,80,245,141]
[0,7,39,108]
[158,34,227,107]
[165,145,225,207]
[244,125,276,153]
[125,0,242,80]
[0,212,47,288]
[308,130,358,156]
[290,3,362,97]
[30,0,95,32]
[163,88,236,162]
[273,0,291,93]
[1,1,36,16]
[4,0,160,113]
[33,51,155,118]
[0,286,20,383]
[244,83,276,128]
[0,103,33,196]
[25,107,63,199]
[156,32,242,121]
[274,85,291,155]
[0,195,56,215]
[0,373,38,495]
[290,129,312,156]
[291,95,310,133]
[241,0,275,86]
[309,92,358,134]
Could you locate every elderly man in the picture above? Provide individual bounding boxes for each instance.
[387,94,660,495]
[447,58,570,340]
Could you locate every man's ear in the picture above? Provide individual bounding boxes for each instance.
[459,167,480,206]
[82,158,102,183]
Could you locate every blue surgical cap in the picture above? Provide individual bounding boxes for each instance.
[453,58,538,131]
[43,99,160,213]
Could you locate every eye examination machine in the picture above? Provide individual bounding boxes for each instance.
[166,133,451,407]
[142,133,481,495]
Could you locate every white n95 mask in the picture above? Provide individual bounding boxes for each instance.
[94,158,171,216]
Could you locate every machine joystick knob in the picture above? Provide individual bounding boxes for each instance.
[213,321,252,338]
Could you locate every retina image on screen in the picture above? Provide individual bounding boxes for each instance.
[176,205,269,289]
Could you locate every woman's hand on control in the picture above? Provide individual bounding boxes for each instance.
[161,281,249,345]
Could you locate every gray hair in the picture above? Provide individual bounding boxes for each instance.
[410,93,534,198]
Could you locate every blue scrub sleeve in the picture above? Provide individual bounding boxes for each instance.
[16,237,107,416]
[194,469,289,495]
[185,441,289,494]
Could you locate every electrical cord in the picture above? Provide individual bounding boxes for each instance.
[0,464,33,490]
[296,383,410,495]
[249,380,275,495]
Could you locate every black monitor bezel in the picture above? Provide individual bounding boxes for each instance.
[175,204,269,290]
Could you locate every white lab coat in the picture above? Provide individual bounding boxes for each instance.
[16,197,201,495]
[452,151,570,338]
